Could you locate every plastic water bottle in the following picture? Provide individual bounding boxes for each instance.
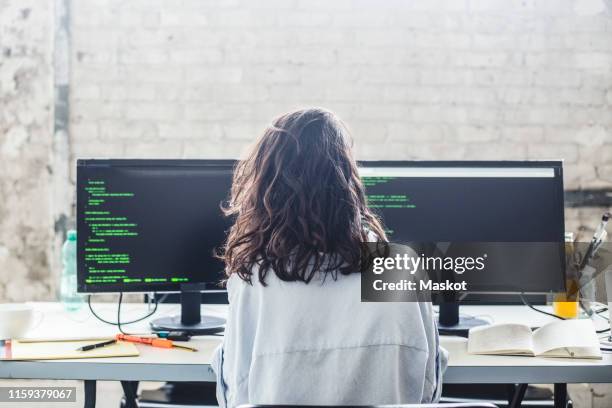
[60,230,83,311]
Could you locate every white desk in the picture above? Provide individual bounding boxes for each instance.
[1,302,611,408]
[0,303,224,382]
[441,305,612,384]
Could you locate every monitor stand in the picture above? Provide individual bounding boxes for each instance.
[437,301,488,337]
[150,286,225,335]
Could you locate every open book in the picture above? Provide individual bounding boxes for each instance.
[468,318,602,359]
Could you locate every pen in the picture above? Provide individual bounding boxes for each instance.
[579,212,610,270]
[77,339,117,352]
[594,212,610,240]
[592,230,608,257]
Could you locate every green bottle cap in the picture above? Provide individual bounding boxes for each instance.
[67,230,77,241]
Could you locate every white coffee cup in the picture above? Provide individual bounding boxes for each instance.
[0,304,40,340]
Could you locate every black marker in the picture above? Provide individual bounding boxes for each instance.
[77,339,116,352]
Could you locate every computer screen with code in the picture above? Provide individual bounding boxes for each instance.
[77,160,234,293]
[360,162,565,293]
[77,160,565,294]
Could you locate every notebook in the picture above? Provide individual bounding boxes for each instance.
[468,318,602,359]
[0,339,139,361]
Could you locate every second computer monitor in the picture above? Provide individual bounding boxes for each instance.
[359,161,566,294]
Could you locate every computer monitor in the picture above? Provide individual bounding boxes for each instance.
[77,159,565,334]
[77,159,235,333]
[359,161,566,331]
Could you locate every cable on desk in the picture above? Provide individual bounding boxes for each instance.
[88,293,160,328]
[595,310,610,322]
[594,312,611,334]
[600,333,612,352]
[519,293,565,320]
[117,292,128,334]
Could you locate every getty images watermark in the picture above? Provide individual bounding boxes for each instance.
[371,251,487,292]
[360,241,611,302]
[0,387,77,403]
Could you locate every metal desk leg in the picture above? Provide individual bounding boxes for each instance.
[508,383,528,408]
[121,381,139,408]
[84,380,96,408]
[554,383,568,408]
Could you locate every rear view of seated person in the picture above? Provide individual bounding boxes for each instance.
[212,107,447,407]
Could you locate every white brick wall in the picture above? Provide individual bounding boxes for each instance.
[69,0,612,192]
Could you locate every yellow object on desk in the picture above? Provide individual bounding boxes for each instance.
[553,277,580,319]
[1,339,139,361]
[552,299,579,319]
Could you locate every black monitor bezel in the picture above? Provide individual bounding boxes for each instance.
[76,159,237,294]
[77,159,565,294]
[358,160,566,294]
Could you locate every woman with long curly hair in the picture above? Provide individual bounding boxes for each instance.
[212,107,446,407]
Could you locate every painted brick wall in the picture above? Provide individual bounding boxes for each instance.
[70,0,612,181]
[69,0,612,240]
[0,0,54,301]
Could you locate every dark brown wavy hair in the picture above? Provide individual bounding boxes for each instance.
[220,107,387,285]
